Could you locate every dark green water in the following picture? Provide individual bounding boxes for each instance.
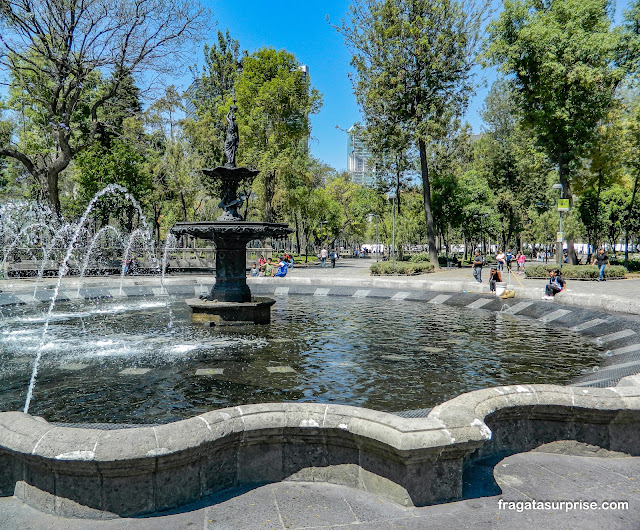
[0,295,603,424]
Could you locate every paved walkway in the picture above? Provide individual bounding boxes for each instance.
[1,444,638,529]
[2,261,640,528]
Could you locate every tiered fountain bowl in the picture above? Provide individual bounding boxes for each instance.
[171,166,292,325]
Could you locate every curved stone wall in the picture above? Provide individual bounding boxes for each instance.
[1,384,640,519]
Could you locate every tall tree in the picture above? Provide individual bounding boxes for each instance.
[335,0,488,266]
[235,47,322,222]
[0,0,207,214]
[183,30,243,168]
[486,0,629,263]
[476,79,550,250]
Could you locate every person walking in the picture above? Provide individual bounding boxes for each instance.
[472,250,484,283]
[330,249,338,269]
[495,250,506,271]
[320,247,328,268]
[516,252,526,274]
[592,248,610,282]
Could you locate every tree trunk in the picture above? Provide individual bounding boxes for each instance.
[294,213,301,254]
[558,155,578,265]
[419,138,439,267]
[180,191,188,222]
[264,171,276,223]
[624,170,639,266]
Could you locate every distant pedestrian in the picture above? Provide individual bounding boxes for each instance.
[495,250,506,271]
[506,249,514,269]
[472,251,484,283]
[516,252,526,274]
[592,249,610,282]
[320,247,328,267]
[330,249,337,268]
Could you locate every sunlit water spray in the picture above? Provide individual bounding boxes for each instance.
[23,184,153,414]
[77,226,123,296]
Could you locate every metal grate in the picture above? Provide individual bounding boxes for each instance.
[393,408,432,418]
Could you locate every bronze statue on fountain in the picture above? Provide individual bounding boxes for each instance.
[171,102,292,325]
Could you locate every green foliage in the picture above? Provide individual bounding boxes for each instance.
[611,257,640,272]
[370,261,435,275]
[486,0,627,200]
[525,264,627,279]
[408,253,431,263]
[335,0,489,265]
[235,47,322,222]
[74,138,151,230]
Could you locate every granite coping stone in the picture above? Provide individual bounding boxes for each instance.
[3,383,640,517]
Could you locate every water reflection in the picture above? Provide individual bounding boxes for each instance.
[0,295,603,423]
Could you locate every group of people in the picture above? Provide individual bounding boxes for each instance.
[252,253,293,278]
[493,249,526,273]
[472,249,567,299]
[319,248,338,268]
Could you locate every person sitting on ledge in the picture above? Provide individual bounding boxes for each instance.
[274,256,288,277]
[543,269,566,299]
[488,268,502,293]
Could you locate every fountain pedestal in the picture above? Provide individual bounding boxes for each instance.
[170,107,293,325]
[185,297,276,326]
[172,219,292,325]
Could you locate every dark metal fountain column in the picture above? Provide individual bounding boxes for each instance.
[211,231,253,303]
[170,102,292,324]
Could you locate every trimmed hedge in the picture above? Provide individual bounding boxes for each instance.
[370,261,435,275]
[524,263,627,279]
[408,252,432,263]
[611,258,640,272]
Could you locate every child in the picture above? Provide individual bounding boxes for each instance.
[250,263,259,277]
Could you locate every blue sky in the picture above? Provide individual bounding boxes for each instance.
[202,0,496,172]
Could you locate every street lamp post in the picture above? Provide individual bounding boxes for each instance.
[368,213,381,262]
[387,191,397,271]
[552,183,565,265]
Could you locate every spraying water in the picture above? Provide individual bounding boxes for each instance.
[77,226,123,296]
[32,225,85,299]
[118,228,153,295]
[23,184,153,413]
[161,234,178,328]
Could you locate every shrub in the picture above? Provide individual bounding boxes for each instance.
[524,263,626,279]
[408,252,432,263]
[370,261,435,275]
[611,257,640,272]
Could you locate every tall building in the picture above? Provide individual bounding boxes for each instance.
[347,126,374,186]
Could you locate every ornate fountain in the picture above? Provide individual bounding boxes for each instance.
[171,103,292,325]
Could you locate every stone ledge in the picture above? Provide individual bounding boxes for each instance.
[2,384,640,518]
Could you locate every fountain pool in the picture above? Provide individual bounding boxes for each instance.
[0,293,605,424]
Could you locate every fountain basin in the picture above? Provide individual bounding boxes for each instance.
[2,385,640,519]
[186,296,276,325]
